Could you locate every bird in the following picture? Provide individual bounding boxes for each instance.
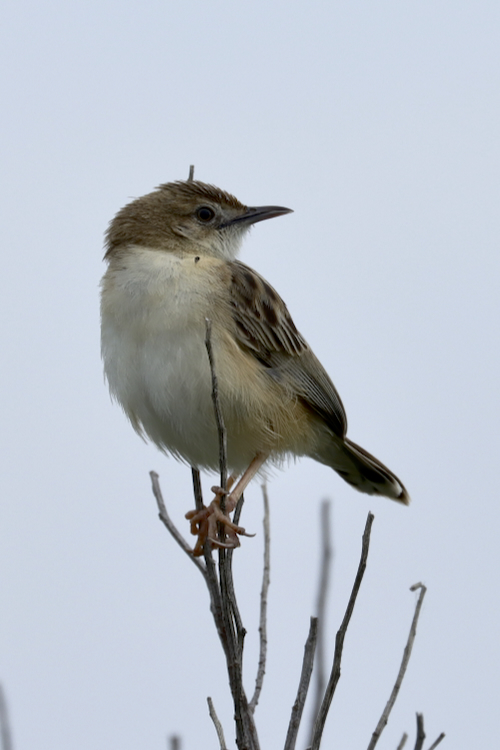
[100,177,409,553]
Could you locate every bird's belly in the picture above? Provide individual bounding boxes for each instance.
[123,326,221,465]
[101,274,224,467]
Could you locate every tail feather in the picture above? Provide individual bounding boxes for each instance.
[328,437,410,504]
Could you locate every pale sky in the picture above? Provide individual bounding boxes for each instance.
[1,1,499,748]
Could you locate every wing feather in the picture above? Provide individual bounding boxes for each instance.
[229,261,347,438]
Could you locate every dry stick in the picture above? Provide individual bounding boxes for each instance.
[284,617,319,750]
[150,471,207,578]
[217,539,249,746]
[249,484,271,713]
[191,468,204,512]
[187,165,195,181]
[226,541,246,652]
[206,314,235,681]
[192,467,219,579]
[414,714,425,750]
[0,684,13,750]
[227,495,247,658]
[226,494,247,652]
[396,733,408,750]
[426,732,445,750]
[168,736,181,750]
[309,499,333,741]
[204,319,238,660]
[190,466,230,647]
[204,318,237,626]
[207,697,229,750]
[191,467,222,593]
[366,583,427,750]
[151,476,250,748]
[205,319,259,750]
[205,318,228,496]
[310,511,375,750]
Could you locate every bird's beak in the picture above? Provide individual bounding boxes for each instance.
[223,205,293,228]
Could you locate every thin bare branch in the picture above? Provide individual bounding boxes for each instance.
[150,471,206,578]
[191,468,204,511]
[426,733,445,750]
[187,165,195,181]
[233,493,245,526]
[207,697,228,750]
[367,583,427,750]
[203,319,259,750]
[217,544,255,750]
[310,511,374,750]
[396,733,408,750]
[249,484,271,713]
[309,499,333,738]
[193,466,224,571]
[224,544,246,643]
[168,735,181,750]
[0,684,13,750]
[284,617,318,750]
[205,318,228,497]
[202,543,226,642]
[414,713,425,750]
[226,494,247,658]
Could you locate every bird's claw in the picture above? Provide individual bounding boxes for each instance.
[185,492,255,557]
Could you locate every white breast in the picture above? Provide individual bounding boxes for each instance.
[100,246,222,467]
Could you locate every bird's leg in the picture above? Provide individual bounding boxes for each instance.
[221,452,269,510]
[186,453,269,556]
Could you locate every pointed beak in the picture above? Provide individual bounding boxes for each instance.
[222,205,293,228]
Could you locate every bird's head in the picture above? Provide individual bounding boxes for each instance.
[105,180,292,261]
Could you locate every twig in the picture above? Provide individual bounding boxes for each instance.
[233,494,245,526]
[367,583,427,750]
[414,713,425,750]
[0,684,13,750]
[396,733,408,750]
[224,543,246,644]
[203,542,227,644]
[191,468,222,590]
[426,732,445,749]
[204,319,244,734]
[204,319,259,750]
[187,165,195,181]
[191,468,204,512]
[309,499,333,738]
[284,617,318,750]
[207,697,228,750]
[150,471,206,578]
[226,494,247,658]
[310,512,374,750]
[205,318,228,496]
[168,735,181,750]
[249,484,271,713]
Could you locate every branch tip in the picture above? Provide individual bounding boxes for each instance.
[310,512,374,750]
[366,582,427,750]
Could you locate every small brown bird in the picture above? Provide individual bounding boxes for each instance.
[101,179,409,552]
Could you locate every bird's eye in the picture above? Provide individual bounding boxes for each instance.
[196,206,215,223]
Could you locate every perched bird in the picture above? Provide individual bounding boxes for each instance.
[101,178,409,552]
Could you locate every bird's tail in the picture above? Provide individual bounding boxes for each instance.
[326,437,410,504]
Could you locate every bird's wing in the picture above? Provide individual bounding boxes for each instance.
[228,261,347,438]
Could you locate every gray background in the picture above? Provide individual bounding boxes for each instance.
[1,1,498,748]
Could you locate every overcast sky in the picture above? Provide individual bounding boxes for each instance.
[1,1,499,748]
